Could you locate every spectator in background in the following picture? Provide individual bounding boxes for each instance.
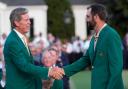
[0,43,5,89]
[0,33,7,46]
[41,49,63,89]
[51,40,70,89]
[32,44,44,66]
[47,33,55,46]
[83,34,92,54]
[68,36,84,64]
[72,36,84,54]
[33,32,49,49]
[122,32,128,69]
[63,39,73,54]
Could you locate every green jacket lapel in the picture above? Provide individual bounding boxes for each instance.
[89,36,95,62]
[11,30,31,57]
[95,25,107,51]
[92,25,107,65]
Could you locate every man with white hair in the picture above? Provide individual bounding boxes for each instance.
[41,48,63,89]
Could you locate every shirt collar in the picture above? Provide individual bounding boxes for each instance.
[13,28,24,39]
[94,23,107,38]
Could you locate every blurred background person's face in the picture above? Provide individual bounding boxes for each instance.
[30,47,36,56]
[62,44,67,52]
[42,51,54,67]
[49,49,59,64]
[55,41,62,52]
[36,47,42,54]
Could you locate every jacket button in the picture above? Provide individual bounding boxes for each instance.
[92,66,94,69]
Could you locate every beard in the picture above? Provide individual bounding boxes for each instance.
[87,20,96,30]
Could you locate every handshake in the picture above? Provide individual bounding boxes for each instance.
[49,67,65,80]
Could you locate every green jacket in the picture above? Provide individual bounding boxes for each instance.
[51,80,63,89]
[36,78,63,89]
[41,79,63,89]
[64,25,124,89]
[4,30,49,89]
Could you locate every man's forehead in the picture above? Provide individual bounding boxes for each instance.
[49,50,56,53]
[44,51,50,57]
[21,14,29,19]
[48,49,58,55]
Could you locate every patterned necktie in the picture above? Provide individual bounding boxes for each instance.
[94,36,98,50]
[22,36,30,55]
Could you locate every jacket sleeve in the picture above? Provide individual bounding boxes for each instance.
[107,32,123,89]
[8,44,48,79]
[63,49,91,77]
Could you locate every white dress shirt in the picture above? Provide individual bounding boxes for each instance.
[14,29,30,54]
[94,23,107,50]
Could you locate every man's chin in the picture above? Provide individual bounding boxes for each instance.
[25,29,30,33]
[24,30,29,34]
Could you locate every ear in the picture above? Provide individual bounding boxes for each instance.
[14,21,20,27]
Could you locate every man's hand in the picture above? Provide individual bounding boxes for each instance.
[49,67,65,80]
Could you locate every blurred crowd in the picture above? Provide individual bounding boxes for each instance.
[0,31,128,89]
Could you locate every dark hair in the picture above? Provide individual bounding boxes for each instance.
[10,7,28,28]
[87,4,108,21]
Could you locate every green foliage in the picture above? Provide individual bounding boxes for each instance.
[45,0,74,39]
[107,0,128,38]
